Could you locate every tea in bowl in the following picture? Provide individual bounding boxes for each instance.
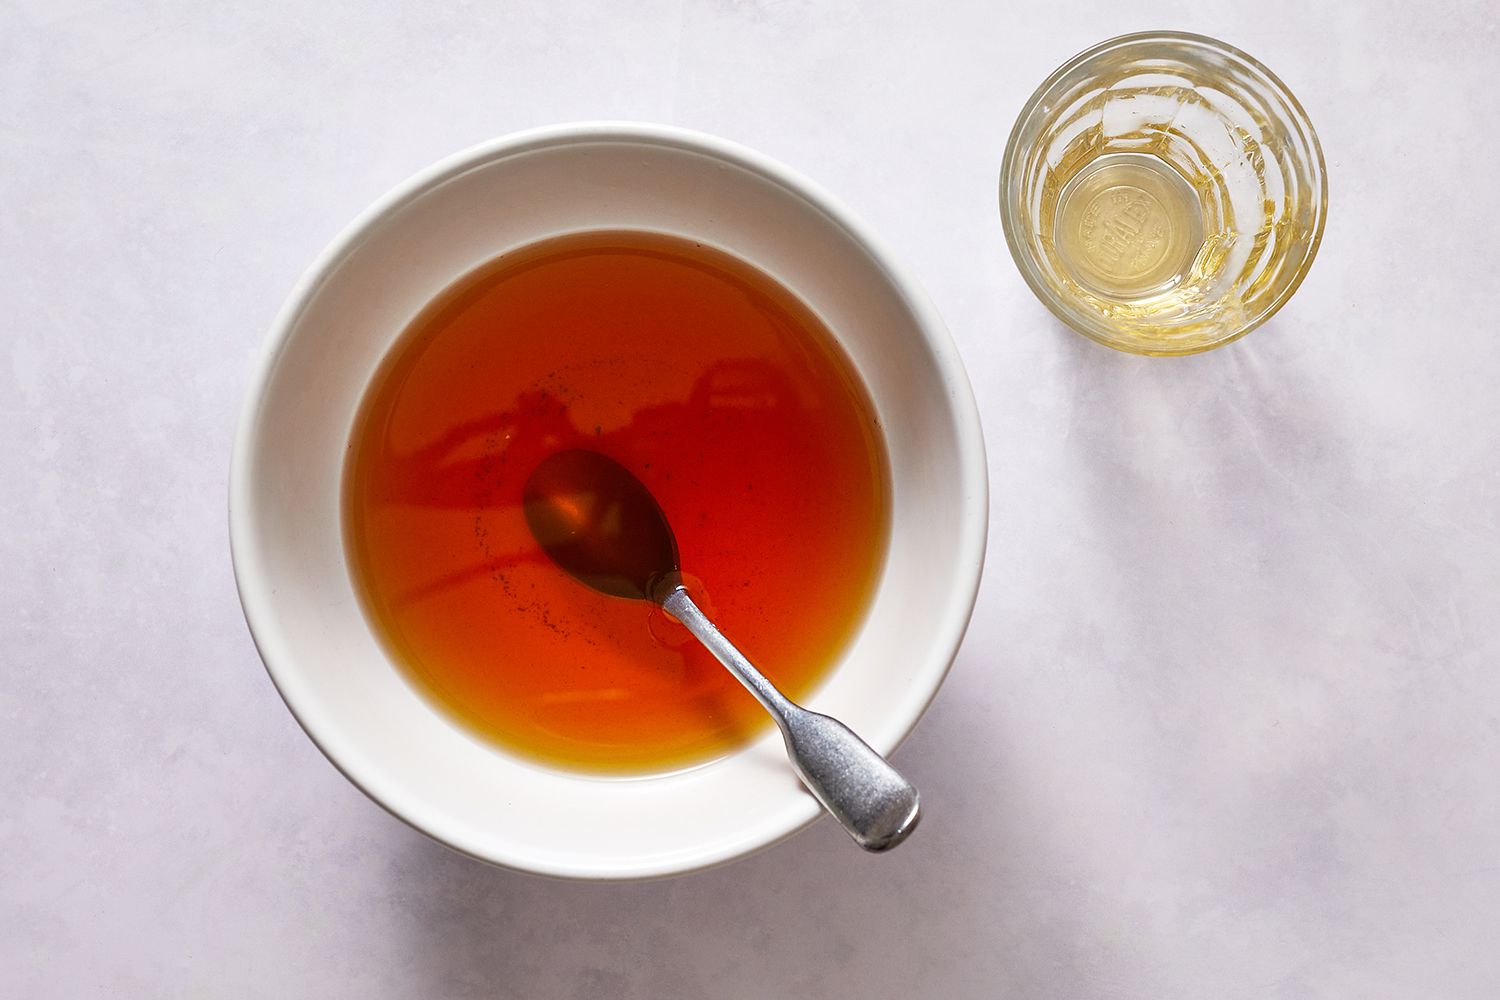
[231,123,986,879]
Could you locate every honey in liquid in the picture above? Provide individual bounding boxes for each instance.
[344,231,890,773]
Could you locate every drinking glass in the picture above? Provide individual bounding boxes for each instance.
[1000,31,1327,355]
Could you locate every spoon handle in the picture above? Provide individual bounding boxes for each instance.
[661,586,921,852]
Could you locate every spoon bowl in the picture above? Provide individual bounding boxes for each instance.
[522,449,680,601]
[524,448,922,852]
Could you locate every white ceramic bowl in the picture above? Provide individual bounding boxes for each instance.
[230,122,986,880]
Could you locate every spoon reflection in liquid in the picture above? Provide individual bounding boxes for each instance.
[522,448,919,852]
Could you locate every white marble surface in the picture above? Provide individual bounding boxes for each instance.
[4,0,1498,996]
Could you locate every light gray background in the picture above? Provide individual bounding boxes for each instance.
[4,1,1497,997]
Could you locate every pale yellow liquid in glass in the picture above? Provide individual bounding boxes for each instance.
[1005,34,1326,353]
[1052,152,1204,299]
[1020,74,1305,349]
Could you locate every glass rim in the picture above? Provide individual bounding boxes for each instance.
[998,30,1330,356]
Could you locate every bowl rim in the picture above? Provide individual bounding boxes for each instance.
[998,30,1329,356]
[228,121,989,879]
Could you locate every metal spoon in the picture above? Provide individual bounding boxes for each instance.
[522,448,920,852]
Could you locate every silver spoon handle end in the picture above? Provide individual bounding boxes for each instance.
[661,585,921,851]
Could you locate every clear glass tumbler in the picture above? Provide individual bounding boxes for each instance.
[1000,32,1328,355]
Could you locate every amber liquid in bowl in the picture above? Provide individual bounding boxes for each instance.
[344,231,890,773]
